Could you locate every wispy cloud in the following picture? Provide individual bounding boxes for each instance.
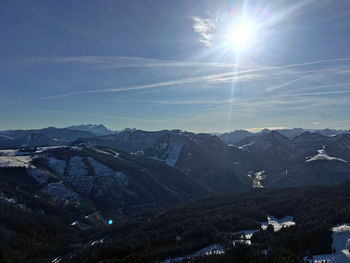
[192,16,217,46]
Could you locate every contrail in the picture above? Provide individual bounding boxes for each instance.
[265,77,305,92]
[5,56,350,106]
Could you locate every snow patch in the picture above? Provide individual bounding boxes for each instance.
[161,243,224,263]
[306,146,347,163]
[233,229,259,240]
[255,171,266,181]
[91,238,104,246]
[152,135,187,166]
[232,229,259,246]
[238,141,255,150]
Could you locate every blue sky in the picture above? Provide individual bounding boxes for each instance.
[1,0,350,132]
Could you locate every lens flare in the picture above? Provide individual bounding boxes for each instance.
[229,20,256,52]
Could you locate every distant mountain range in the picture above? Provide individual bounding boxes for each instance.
[67,124,115,136]
[0,125,349,215]
[218,127,350,144]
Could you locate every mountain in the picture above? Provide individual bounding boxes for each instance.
[233,131,350,188]
[218,128,350,144]
[314,128,349,137]
[0,145,207,216]
[0,127,95,149]
[80,129,167,152]
[143,132,252,193]
[219,130,253,144]
[0,133,57,149]
[276,128,309,139]
[1,125,350,195]
[1,126,350,262]
[236,131,293,172]
[67,124,114,136]
[75,128,350,191]
[82,129,252,194]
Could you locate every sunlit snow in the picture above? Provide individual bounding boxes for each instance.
[0,155,33,168]
[305,224,350,263]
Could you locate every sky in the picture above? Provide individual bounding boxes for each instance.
[1,0,350,133]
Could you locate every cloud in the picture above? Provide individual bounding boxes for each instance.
[246,126,287,132]
[192,16,217,46]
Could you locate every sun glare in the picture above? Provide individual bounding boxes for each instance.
[229,20,256,52]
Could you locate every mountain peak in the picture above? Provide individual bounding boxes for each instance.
[67,124,113,136]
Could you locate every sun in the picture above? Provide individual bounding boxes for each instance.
[229,20,256,52]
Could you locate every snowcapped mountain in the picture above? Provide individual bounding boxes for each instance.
[67,124,114,136]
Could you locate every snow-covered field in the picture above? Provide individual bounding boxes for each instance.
[0,155,33,168]
[231,215,295,247]
[305,224,350,263]
[260,215,295,232]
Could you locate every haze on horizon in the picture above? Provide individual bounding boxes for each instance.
[1,0,350,133]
